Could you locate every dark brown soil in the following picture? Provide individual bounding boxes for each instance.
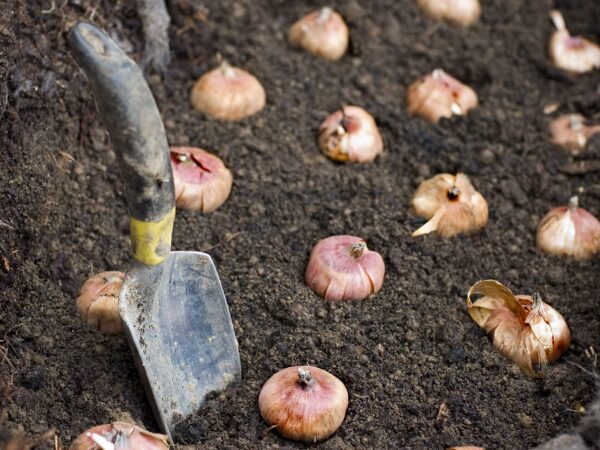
[2,0,600,449]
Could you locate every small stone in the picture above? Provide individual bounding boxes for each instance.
[479,148,495,164]
[518,413,534,428]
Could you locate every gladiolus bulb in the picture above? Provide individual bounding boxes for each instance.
[536,196,600,260]
[417,0,481,27]
[76,272,124,335]
[549,114,600,155]
[549,10,600,74]
[170,146,233,212]
[318,106,383,163]
[190,60,266,120]
[288,7,349,60]
[411,173,488,237]
[69,422,168,450]
[305,235,385,301]
[467,280,571,376]
[258,366,348,443]
[407,69,478,123]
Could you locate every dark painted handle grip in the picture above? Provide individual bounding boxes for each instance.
[69,23,175,265]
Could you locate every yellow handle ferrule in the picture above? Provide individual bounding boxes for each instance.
[129,207,176,265]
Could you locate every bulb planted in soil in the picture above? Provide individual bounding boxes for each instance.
[259,366,348,443]
[190,60,266,120]
[536,196,600,260]
[407,69,478,123]
[411,173,488,237]
[305,235,385,301]
[170,146,233,212]
[76,271,124,335]
[70,422,168,450]
[467,280,571,376]
[288,7,349,60]
[549,114,600,155]
[318,106,383,163]
[417,0,481,27]
[549,10,600,74]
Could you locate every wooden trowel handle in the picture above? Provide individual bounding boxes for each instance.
[69,23,175,266]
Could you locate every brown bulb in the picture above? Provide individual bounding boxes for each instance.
[190,60,266,120]
[407,69,478,123]
[467,280,571,376]
[411,173,488,237]
[288,7,349,60]
[318,106,383,162]
[76,271,124,335]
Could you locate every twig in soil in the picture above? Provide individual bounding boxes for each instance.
[201,231,244,252]
[435,402,449,422]
[560,160,600,175]
[261,424,278,436]
[41,1,56,14]
[0,219,14,230]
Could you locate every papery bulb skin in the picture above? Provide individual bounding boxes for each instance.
[69,422,168,450]
[170,146,233,212]
[305,235,385,301]
[258,366,348,443]
[411,173,488,237]
[76,271,124,335]
[549,114,600,155]
[417,0,481,27]
[407,69,478,123]
[467,280,571,376]
[190,60,266,120]
[289,7,349,60]
[537,196,600,261]
[549,10,600,74]
[318,106,383,163]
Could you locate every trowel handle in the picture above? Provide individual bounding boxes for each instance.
[69,23,175,266]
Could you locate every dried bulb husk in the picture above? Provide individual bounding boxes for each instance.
[288,7,349,60]
[411,173,488,237]
[549,114,600,155]
[190,60,266,120]
[305,235,385,301]
[407,69,478,123]
[549,10,600,74]
[536,196,600,260]
[76,271,124,335]
[318,106,383,163]
[467,280,571,376]
[69,422,168,450]
[417,0,481,27]
[258,366,348,443]
[170,146,233,212]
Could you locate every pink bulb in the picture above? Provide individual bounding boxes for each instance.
[76,271,124,335]
[305,235,385,301]
[69,422,168,450]
[407,69,478,123]
[170,146,233,212]
[258,366,348,443]
[549,114,600,155]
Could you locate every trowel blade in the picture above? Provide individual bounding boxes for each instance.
[118,251,241,441]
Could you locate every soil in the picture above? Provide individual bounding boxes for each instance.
[1,0,600,449]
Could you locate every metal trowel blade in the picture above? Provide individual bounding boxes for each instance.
[119,251,241,441]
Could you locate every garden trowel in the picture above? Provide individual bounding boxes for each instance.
[69,23,241,441]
